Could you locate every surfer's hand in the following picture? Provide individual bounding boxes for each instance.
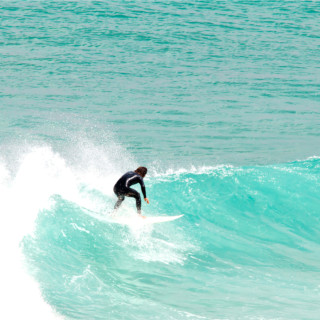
[144,198,149,204]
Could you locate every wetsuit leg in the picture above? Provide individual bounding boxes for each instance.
[125,188,141,214]
[114,194,125,210]
[113,185,126,211]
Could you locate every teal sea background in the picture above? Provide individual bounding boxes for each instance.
[1,1,320,319]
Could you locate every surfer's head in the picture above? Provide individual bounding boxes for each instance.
[135,166,148,178]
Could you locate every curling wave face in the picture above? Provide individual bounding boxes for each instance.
[12,149,319,320]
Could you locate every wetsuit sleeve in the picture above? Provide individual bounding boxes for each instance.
[139,178,147,198]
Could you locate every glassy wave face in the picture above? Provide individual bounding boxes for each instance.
[17,150,319,320]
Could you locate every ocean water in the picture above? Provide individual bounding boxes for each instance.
[1,1,320,319]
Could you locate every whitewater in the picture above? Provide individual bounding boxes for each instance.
[1,0,320,319]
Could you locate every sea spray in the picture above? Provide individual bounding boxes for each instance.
[0,141,135,319]
[0,156,62,319]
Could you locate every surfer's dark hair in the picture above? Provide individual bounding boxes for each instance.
[135,167,147,178]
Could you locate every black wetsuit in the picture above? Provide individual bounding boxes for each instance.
[113,171,146,214]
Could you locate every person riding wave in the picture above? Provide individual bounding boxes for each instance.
[113,167,149,217]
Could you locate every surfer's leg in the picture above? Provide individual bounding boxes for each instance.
[125,188,142,214]
[113,185,125,214]
[114,194,125,211]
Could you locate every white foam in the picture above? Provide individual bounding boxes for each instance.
[0,141,136,319]
[149,164,234,178]
[111,209,191,265]
[0,157,62,319]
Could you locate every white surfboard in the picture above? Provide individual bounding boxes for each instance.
[81,206,183,225]
[110,214,184,225]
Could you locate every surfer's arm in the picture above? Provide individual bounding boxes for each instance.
[138,177,147,199]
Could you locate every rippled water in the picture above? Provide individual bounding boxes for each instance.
[2,0,320,165]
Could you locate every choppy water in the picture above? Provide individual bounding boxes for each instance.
[1,1,320,319]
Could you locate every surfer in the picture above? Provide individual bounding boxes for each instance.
[113,167,149,216]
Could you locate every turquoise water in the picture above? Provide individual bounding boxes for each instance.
[1,1,320,319]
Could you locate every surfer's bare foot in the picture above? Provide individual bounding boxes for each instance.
[140,215,146,219]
